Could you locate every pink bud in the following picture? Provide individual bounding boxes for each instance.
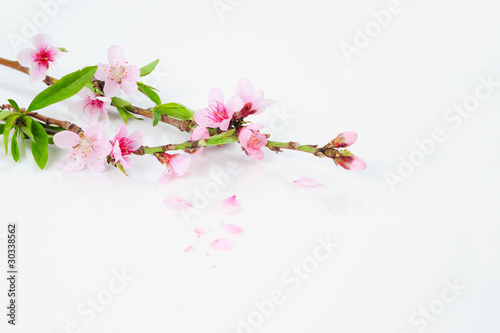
[332,132,358,148]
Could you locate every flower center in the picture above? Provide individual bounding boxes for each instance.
[118,137,135,156]
[74,137,98,158]
[206,101,228,123]
[109,65,128,83]
[34,48,54,69]
[246,133,261,150]
[83,97,104,114]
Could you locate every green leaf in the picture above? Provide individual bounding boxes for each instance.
[140,59,159,77]
[138,82,161,105]
[152,110,161,127]
[205,130,237,145]
[27,66,98,112]
[4,114,20,153]
[30,120,48,169]
[11,129,20,162]
[0,111,14,121]
[7,99,20,111]
[111,97,132,108]
[21,116,35,140]
[116,106,141,124]
[59,47,69,53]
[0,124,4,133]
[153,103,194,121]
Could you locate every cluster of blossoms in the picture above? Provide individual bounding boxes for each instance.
[15,34,366,184]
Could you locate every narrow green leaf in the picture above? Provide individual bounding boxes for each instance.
[59,47,69,52]
[153,103,194,121]
[116,106,141,124]
[140,59,159,77]
[4,114,19,153]
[205,136,238,146]
[11,129,20,162]
[152,110,161,127]
[7,99,20,111]
[30,120,48,169]
[21,116,35,140]
[0,124,4,133]
[138,82,161,105]
[0,111,14,121]
[111,97,132,108]
[27,66,98,112]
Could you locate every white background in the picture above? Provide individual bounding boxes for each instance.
[1,0,499,332]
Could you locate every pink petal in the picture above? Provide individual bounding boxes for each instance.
[29,64,46,82]
[46,46,62,61]
[332,132,358,148]
[219,118,231,131]
[184,245,194,253]
[190,126,209,141]
[208,87,224,104]
[158,170,172,184]
[194,226,211,235]
[219,221,242,234]
[236,79,256,102]
[193,108,218,128]
[83,149,106,172]
[294,177,323,187]
[162,196,192,209]
[218,195,239,214]
[17,48,35,67]
[68,99,85,115]
[247,123,265,131]
[114,123,129,141]
[225,95,244,113]
[59,150,85,172]
[95,63,111,81]
[247,149,264,160]
[84,122,103,141]
[342,156,367,171]
[53,131,80,148]
[104,80,121,97]
[107,45,126,66]
[120,79,138,95]
[171,154,191,176]
[125,65,140,80]
[128,130,145,150]
[211,239,233,251]
[32,33,52,50]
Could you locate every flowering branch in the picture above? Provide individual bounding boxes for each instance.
[0,34,367,181]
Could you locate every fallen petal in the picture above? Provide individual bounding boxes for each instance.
[220,221,242,234]
[184,245,194,253]
[218,195,239,214]
[211,239,233,251]
[162,196,192,209]
[294,177,322,187]
[194,226,211,235]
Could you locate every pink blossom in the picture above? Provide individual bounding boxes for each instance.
[69,87,111,123]
[193,88,243,131]
[335,151,367,171]
[110,123,144,169]
[238,123,267,160]
[53,123,112,172]
[236,79,276,117]
[331,132,358,148]
[95,45,140,97]
[158,153,191,184]
[190,126,209,141]
[294,177,322,187]
[17,34,62,83]
[217,195,239,214]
